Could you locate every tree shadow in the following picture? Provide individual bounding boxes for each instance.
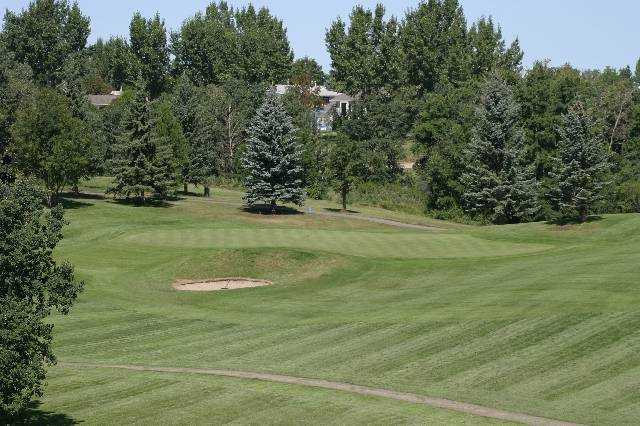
[546,215,604,226]
[59,191,105,201]
[110,198,175,208]
[0,402,79,425]
[242,204,303,215]
[324,207,361,214]
[58,198,94,210]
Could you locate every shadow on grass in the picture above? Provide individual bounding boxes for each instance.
[0,402,78,425]
[547,215,604,226]
[324,207,361,214]
[58,198,94,210]
[110,198,174,208]
[60,191,105,201]
[242,204,303,215]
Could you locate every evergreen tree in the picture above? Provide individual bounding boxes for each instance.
[242,91,305,211]
[462,75,539,223]
[150,100,188,198]
[548,102,610,222]
[109,76,176,201]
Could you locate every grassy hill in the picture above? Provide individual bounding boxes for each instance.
[21,184,640,424]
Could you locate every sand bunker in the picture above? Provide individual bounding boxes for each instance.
[173,278,272,292]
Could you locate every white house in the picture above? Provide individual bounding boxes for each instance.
[274,84,355,131]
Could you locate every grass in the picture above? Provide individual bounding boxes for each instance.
[30,179,640,424]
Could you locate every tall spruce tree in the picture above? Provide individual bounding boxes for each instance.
[242,91,305,212]
[462,75,539,223]
[109,76,176,201]
[548,102,610,222]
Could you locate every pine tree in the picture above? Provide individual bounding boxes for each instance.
[242,91,305,212]
[462,75,539,223]
[109,77,177,201]
[548,102,610,222]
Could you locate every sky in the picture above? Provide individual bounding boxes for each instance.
[1,0,638,72]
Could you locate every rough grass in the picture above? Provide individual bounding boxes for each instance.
[33,182,640,424]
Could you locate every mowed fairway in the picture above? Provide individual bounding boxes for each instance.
[24,187,640,424]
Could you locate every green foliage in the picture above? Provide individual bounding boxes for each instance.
[326,4,403,94]
[400,0,470,93]
[172,2,293,86]
[91,37,140,89]
[242,92,305,210]
[548,102,611,222]
[10,88,92,204]
[0,179,82,415]
[0,43,36,183]
[129,13,169,97]
[108,77,178,200]
[326,133,366,210]
[150,99,188,198]
[2,0,90,86]
[291,57,326,86]
[462,75,539,223]
[414,81,478,211]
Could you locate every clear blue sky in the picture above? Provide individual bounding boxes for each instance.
[2,0,638,72]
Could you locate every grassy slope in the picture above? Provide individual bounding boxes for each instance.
[32,183,640,424]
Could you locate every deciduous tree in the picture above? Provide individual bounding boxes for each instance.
[0,179,83,415]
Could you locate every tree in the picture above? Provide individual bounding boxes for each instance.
[0,179,83,415]
[171,2,239,86]
[108,76,176,201]
[235,5,293,84]
[413,81,478,212]
[242,91,305,211]
[327,133,365,211]
[187,86,224,197]
[91,36,140,89]
[130,12,169,97]
[2,0,90,86]
[291,57,326,86]
[400,0,470,94]
[0,42,35,184]
[462,75,539,223]
[150,99,188,198]
[548,102,610,222]
[468,16,522,79]
[10,88,92,205]
[171,2,293,86]
[326,4,402,95]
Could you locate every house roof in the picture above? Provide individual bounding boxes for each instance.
[87,94,119,107]
[274,84,353,101]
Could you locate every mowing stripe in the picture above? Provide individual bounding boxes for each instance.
[59,362,580,426]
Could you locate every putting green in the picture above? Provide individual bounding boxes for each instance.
[123,228,551,259]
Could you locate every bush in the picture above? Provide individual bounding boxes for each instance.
[618,181,640,213]
[328,177,427,215]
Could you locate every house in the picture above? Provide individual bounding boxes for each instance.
[274,84,355,131]
[87,88,123,108]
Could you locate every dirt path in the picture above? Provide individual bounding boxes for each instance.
[59,362,579,426]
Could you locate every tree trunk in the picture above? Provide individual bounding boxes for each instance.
[183,183,188,194]
[579,207,588,223]
[341,188,347,212]
[270,199,277,214]
[204,186,210,197]
[72,184,79,195]
[47,192,55,208]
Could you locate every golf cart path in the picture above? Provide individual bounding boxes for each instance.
[59,362,579,426]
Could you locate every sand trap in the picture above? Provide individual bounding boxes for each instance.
[173,278,272,292]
